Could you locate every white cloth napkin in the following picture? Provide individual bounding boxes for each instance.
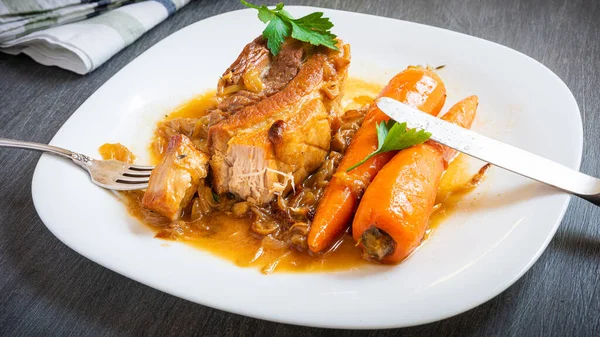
[0,0,190,74]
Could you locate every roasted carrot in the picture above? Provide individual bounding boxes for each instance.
[307,66,447,253]
[352,95,479,263]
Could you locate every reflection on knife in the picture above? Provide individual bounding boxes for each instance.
[376,97,600,206]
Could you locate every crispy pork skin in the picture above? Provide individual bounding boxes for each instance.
[208,37,351,204]
[142,134,208,220]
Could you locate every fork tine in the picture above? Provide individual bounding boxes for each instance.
[128,165,154,171]
[122,171,152,178]
[111,183,149,191]
[116,176,150,183]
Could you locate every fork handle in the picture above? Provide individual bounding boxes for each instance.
[0,138,91,167]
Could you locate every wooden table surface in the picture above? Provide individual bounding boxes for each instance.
[1,0,599,336]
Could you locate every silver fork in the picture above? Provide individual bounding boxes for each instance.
[0,138,153,190]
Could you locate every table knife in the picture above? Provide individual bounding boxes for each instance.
[376,97,600,206]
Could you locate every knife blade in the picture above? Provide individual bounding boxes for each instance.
[376,97,600,205]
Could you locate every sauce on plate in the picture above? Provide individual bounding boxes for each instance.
[102,78,484,273]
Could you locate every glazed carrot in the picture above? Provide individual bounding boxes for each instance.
[308,66,447,253]
[352,95,478,263]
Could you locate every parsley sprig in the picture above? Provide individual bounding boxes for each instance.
[347,121,432,172]
[241,1,338,56]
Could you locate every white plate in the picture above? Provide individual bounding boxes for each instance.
[31,7,582,329]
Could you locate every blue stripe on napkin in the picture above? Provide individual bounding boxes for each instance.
[152,0,176,15]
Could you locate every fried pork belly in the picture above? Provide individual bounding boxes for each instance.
[208,37,351,204]
[142,134,208,220]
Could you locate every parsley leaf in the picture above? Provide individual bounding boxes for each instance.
[290,19,337,50]
[293,12,334,32]
[241,1,338,56]
[346,120,432,172]
[257,7,274,23]
[262,15,291,56]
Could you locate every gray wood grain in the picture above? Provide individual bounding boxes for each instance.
[0,0,599,336]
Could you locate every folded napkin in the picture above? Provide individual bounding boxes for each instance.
[0,0,190,74]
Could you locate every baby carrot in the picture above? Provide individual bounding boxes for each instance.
[308,66,447,253]
[352,95,478,263]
